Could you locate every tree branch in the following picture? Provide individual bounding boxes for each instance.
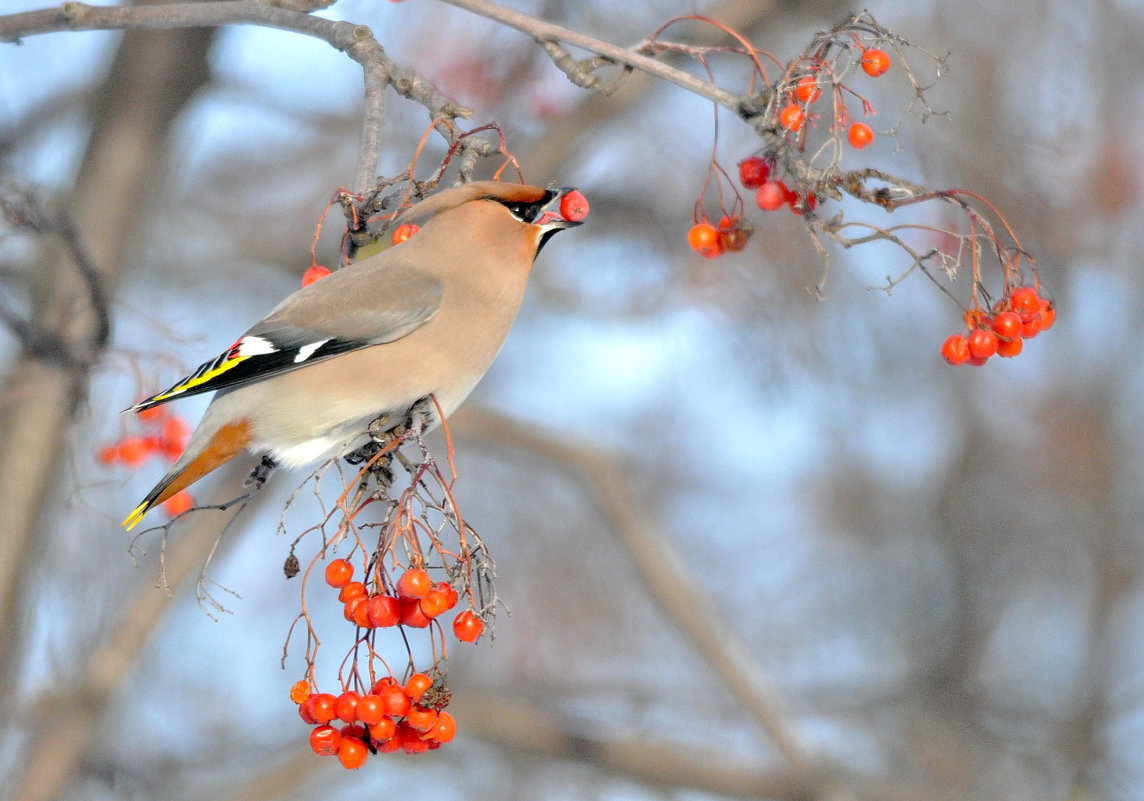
[451,406,822,778]
[13,463,268,801]
[437,0,749,115]
[0,0,472,193]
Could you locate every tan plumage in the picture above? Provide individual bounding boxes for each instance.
[123,182,587,528]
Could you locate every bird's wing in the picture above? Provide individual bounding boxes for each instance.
[126,263,443,413]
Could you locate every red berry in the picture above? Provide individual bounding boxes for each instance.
[324,558,354,588]
[158,440,185,462]
[779,103,805,131]
[419,589,450,618]
[861,48,891,77]
[1039,302,1056,330]
[1009,286,1040,320]
[343,597,369,626]
[398,722,430,754]
[370,675,397,695]
[1021,315,1043,339]
[968,328,999,359]
[163,490,194,518]
[308,693,338,724]
[433,581,458,610]
[298,700,317,725]
[405,705,439,733]
[337,736,368,769]
[794,75,822,103]
[559,190,590,222]
[847,122,874,149]
[967,355,989,367]
[340,723,367,740]
[452,610,484,642]
[338,581,367,603]
[302,265,330,287]
[991,311,1023,341]
[380,684,411,717]
[756,181,788,211]
[399,597,432,628]
[160,414,190,442]
[355,694,385,725]
[996,337,1023,358]
[390,223,419,245]
[368,717,397,742]
[136,406,167,424]
[686,222,723,259]
[159,416,191,460]
[367,594,401,627]
[114,436,153,468]
[431,711,457,743]
[334,691,360,724]
[405,673,433,703]
[310,724,341,756]
[940,334,970,366]
[738,156,771,189]
[396,568,432,599]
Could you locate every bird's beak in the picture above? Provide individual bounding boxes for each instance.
[534,187,590,231]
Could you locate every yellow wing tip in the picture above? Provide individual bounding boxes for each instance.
[122,502,150,531]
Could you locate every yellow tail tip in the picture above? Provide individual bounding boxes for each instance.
[122,503,150,531]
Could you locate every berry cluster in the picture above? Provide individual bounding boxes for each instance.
[324,559,484,640]
[776,46,889,146]
[289,555,488,767]
[941,286,1055,366]
[293,672,457,768]
[742,155,818,215]
[99,406,194,517]
[688,42,893,260]
[686,215,753,259]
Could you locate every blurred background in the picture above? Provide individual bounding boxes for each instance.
[1,0,1143,799]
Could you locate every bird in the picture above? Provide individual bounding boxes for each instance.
[122,181,589,529]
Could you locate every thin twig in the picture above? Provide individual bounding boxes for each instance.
[437,0,746,114]
[0,1,472,193]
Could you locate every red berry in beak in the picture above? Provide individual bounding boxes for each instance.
[559,190,589,223]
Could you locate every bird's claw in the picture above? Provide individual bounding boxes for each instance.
[246,454,276,488]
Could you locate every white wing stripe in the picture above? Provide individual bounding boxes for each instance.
[294,339,331,363]
[237,335,278,356]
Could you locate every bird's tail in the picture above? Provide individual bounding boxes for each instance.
[122,419,253,530]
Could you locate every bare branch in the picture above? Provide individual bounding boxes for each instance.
[0,0,472,193]
[438,0,747,113]
[13,462,265,801]
[451,406,821,776]
[1,187,111,362]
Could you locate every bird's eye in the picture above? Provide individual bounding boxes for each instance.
[506,203,529,220]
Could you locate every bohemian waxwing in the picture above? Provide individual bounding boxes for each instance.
[122,181,589,529]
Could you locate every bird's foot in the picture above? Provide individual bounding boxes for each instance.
[405,396,437,439]
[246,454,276,488]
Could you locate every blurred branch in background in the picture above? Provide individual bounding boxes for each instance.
[0,0,472,193]
[453,405,818,774]
[0,18,214,711]
[13,462,268,801]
